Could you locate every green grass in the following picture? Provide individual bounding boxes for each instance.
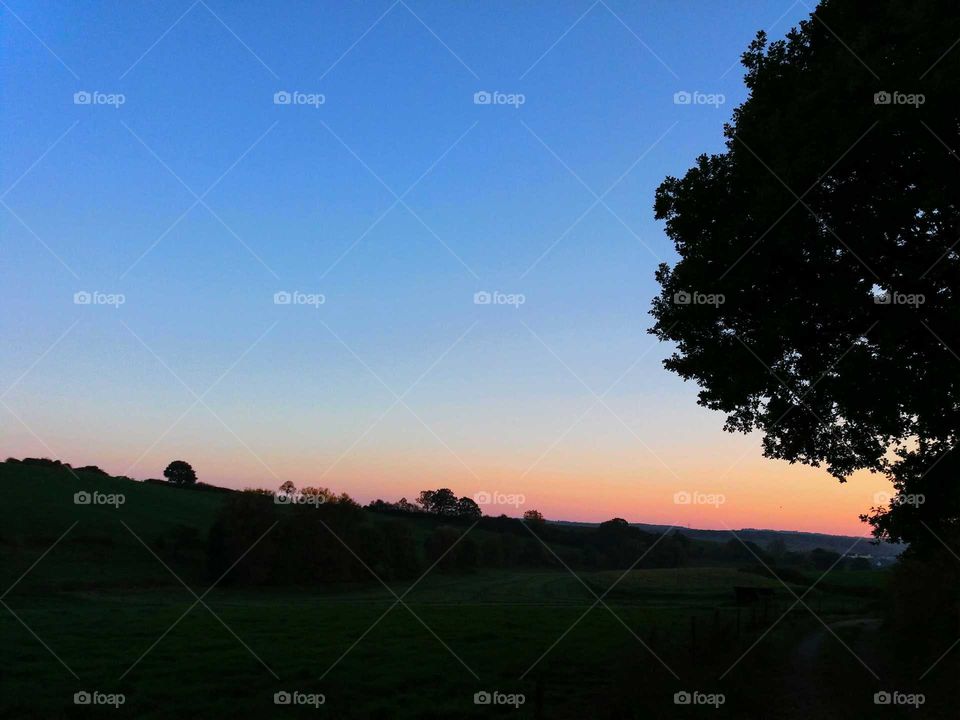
[1,567,879,718]
[0,575,747,718]
[0,464,226,539]
[0,464,226,589]
[1,463,889,718]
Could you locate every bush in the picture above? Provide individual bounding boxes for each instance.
[206,490,419,587]
[75,465,109,476]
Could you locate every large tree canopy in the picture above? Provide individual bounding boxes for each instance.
[650,0,960,547]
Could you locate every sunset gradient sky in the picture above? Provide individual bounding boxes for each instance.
[0,1,892,535]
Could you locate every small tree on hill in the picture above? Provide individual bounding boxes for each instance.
[523,509,545,524]
[163,460,197,485]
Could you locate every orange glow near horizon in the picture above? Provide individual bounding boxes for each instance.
[38,434,893,538]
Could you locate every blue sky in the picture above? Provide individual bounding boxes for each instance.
[3,1,889,534]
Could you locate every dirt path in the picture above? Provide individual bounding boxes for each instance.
[786,617,882,716]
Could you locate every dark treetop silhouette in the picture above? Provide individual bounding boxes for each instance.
[163,460,197,485]
[649,0,960,551]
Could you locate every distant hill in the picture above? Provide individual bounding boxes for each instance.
[0,457,904,594]
[552,520,904,560]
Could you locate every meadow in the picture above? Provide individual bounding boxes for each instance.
[0,462,916,718]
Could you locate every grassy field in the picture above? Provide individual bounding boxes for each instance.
[0,463,896,718]
[3,571,856,719]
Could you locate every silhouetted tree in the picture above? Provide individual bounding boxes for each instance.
[480,535,505,567]
[664,530,690,567]
[862,442,960,553]
[76,465,108,476]
[523,509,545,523]
[417,488,458,515]
[164,460,197,485]
[457,536,479,571]
[424,526,464,573]
[20,457,71,469]
[377,521,421,578]
[278,480,296,497]
[396,497,417,512]
[649,0,960,549]
[592,519,647,568]
[599,518,629,532]
[416,490,435,512]
[765,538,788,561]
[207,490,276,584]
[301,486,337,504]
[455,496,482,520]
[722,538,766,563]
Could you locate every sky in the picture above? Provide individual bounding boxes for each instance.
[0,0,893,536]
